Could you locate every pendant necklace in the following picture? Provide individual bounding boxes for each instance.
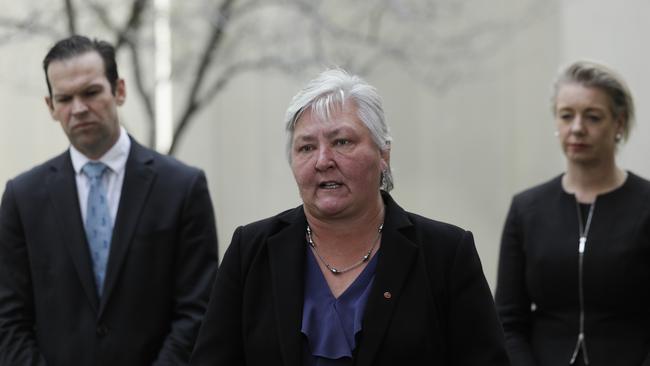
[306,223,383,275]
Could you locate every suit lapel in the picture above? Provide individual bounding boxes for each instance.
[99,140,156,316]
[47,153,100,312]
[355,194,418,366]
[267,208,307,366]
[265,195,416,366]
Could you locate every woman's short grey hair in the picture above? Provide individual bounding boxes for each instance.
[552,60,635,141]
[284,68,394,191]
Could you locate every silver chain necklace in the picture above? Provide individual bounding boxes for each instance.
[306,223,383,275]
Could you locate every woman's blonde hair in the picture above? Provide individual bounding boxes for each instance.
[552,60,635,141]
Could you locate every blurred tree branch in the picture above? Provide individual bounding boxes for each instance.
[64,0,77,34]
[172,0,236,155]
[0,0,551,155]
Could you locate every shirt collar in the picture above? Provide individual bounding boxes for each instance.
[70,126,131,175]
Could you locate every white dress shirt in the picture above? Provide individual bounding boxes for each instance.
[70,126,131,224]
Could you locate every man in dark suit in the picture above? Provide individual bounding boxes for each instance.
[0,35,218,365]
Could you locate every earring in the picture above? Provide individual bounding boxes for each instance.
[615,133,623,142]
[380,170,386,189]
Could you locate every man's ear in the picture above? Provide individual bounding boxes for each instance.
[115,79,126,106]
[45,96,56,120]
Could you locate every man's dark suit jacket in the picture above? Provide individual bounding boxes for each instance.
[0,138,219,366]
[190,193,509,366]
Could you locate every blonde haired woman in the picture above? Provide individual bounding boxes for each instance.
[496,61,650,366]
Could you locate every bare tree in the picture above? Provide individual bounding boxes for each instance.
[0,0,550,155]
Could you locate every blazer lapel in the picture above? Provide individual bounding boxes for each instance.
[355,194,418,366]
[47,153,100,312]
[267,208,307,366]
[99,140,155,316]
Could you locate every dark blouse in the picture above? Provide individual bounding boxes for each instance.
[496,172,650,366]
[301,248,378,366]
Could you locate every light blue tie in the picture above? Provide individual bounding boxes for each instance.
[82,162,113,297]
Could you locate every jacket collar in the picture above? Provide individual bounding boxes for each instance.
[46,137,156,317]
[98,138,155,316]
[355,192,418,366]
[47,151,100,311]
[267,192,418,366]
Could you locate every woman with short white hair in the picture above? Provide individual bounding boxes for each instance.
[192,68,509,365]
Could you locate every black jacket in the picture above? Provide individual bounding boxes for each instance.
[496,172,650,366]
[0,138,219,365]
[191,192,509,365]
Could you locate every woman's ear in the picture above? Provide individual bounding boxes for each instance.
[380,143,391,168]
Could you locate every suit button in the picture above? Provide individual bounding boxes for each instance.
[96,325,109,337]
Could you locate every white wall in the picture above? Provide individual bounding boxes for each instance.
[561,0,650,180]
[174,2,564,289]
[1,1,648,291]
[0,38,68,176]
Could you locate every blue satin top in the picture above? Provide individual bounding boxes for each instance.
[301,247,378,366]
